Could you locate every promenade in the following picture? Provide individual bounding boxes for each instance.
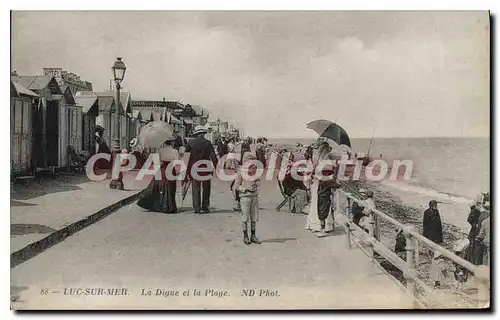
[11,175,414,310]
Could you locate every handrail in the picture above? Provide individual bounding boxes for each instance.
[336,187,490,307]
[340,190,483,275]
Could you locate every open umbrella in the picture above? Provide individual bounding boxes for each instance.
[306,119,351,147]
[138,121,174,148]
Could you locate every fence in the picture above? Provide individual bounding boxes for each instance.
[334,183,490,309]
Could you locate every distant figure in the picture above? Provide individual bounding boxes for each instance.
[186,126,218,213]
[240,137,251,165]
[394,228,407,261]
[475,201,490,266]
[255,138,267,168]
[173,131,184,151]
[423,200,443,245]
[380,153,383,159]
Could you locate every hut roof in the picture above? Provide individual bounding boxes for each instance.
[11,81,39,98]
[11,75,62,94]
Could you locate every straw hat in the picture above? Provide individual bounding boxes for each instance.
[193,125,208,135]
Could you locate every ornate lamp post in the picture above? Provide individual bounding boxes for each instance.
[109,57,126,190]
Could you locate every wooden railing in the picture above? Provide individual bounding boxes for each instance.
[333,186,490,309]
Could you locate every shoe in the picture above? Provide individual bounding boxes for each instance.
[315,231,328,238]
[243,231,251,245]
[233,206,241,211]
[250,230,262,244]
[201,208,211,213]
[194,209,201,214]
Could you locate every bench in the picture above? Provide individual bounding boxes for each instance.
[14,176,35,185]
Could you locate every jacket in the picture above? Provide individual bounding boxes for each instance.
[185,136,218,178]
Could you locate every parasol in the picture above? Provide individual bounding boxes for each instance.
[306,119,351,147]
[137,121,175,148]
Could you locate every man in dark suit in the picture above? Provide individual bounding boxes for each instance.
[186,126,219,213]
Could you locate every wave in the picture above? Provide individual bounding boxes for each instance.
[380,180,473,205]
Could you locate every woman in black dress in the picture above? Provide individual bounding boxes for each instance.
[137,140,179,213]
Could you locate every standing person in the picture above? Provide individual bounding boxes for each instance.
[137,140,179,213]
[476,207,490,267]
[173,130,184,151]
[423,200,443,245]
[473,201,490,265]
[466,193,489,264]
[234,152,261,245]
[94,126,112,174]
[255,138,267,168]
[186,126,218,213]
[217,135,229,161]
[240,137,251,165]
[305,139,336,237]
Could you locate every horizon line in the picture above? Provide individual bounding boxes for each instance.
[264,135,490,140]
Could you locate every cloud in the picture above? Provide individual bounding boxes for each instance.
[11,11,489,138]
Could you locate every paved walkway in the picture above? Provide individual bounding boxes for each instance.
[11,177,414,310]
[11,171,150,254]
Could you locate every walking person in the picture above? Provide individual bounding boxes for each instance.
[185,125,218,213]
[137,139,179,214]
[423,200,443,245]
[234,152,262,245]
[466,193,490,265]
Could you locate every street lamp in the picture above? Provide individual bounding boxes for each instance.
[217,118,220,133]
[110,57,126,190]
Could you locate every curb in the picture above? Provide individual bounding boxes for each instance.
[11,188,146,269]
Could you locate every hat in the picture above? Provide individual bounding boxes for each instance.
[359,188,367,195]
[129,138,138,148]
[242,151,257,163]
[193,125,208,135]
[483,201,490,210]
[365,190,374,198]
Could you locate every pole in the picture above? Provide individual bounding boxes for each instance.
[110,82,124,190]
[367,126,376,157]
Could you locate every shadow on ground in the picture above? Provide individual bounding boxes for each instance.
[11,173,89,201]
[11,224,57,235]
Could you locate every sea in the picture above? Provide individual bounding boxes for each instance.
[268,137,490,202]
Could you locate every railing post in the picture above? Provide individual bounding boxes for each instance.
[414,238,420,266]
[475,265,490,305]
[345,196,352,249]
[403,227,417,306]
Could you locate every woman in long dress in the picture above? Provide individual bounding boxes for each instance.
[305,140,335,236]
[137,140,179,213]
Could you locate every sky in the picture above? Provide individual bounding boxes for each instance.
[11,11,490,138]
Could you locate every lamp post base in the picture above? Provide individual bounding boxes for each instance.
[109,178,124,190]
[109,149,124,190]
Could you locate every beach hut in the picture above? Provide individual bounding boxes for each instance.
[10,81,39,177]
[75,92,99,156]
[11,75,63,170]
[95,91,133,149]
[53,85,83,165]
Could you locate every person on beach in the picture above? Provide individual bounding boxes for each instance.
[234,152,262,245]
[474,201,490,266]
[137,139,179,214]
[466,193,490,265]
[423,200,443,245]
[185,125,219,213]
[356,189,376,235]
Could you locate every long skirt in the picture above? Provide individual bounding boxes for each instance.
[306,179,334,232]
[137,178,178,213]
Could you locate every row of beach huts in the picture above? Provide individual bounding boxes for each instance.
[10,68,240,180]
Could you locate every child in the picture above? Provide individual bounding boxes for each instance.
[234,152,261,245]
